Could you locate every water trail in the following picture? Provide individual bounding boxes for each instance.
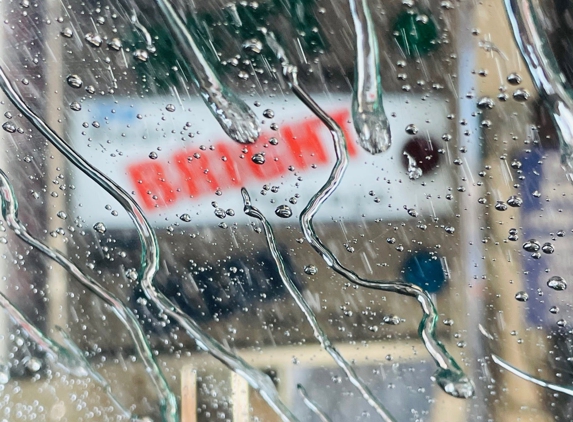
[148,0,260,144]
[404,151,423,180]
[492,354,573,396]
[131,12,156,52]
[0,65,297,422]
[242,188,396,422]
[348,0,391,154]
[0,168,178,422]
[0,291,134,420]
[297,384,332,422]
[504,0,573,180]
[263,35,475,399]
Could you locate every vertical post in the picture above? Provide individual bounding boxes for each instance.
[181,366,197,422]
[44,0,69,338]
[482,105,551,422]
[0,0,11,368]
[231,371,250,422]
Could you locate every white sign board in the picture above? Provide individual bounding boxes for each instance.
[68,93,455,228]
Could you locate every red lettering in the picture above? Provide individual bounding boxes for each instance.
[245,134,289,181]
[127,108,359,212]
[174,149,227,197]
[281,120,329,168]
[215,143,247,187]
[127,162,177,210]
[173,151,202,197]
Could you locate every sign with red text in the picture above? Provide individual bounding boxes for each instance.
[69,94,455,228]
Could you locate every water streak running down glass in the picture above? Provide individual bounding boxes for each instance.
[149,0,261,144]
[349,0,391,155]
[504,0,573,181]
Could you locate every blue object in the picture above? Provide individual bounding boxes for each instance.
[402,251,446,294]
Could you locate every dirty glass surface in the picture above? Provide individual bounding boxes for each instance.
[0,0,572,421]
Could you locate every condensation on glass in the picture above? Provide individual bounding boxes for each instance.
[0,0,570,421]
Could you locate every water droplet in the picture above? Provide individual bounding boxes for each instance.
[180,213,191,222]
[507,72,522,85]
[407,208,418,217]
[214,208,226,219]
[57,211,67,220]
[522,239,540,252]
[149,151,158,160]
[242,38,263,54]
[134,49,149,62]
[477,96,495,109]
[542,242,555,254]
[0,364,10,384]
[107,38,122,51]
[547,276,567,291]
[434,370,475,399]
[93,222,106,234]
[405,124,418,135]
[507,195,523,207]
[275,205,292,218]
[383,315,401,325]
[511,160,522,169]
[513,89,530,102]
[60,27,73,38]
[26,357,41,372]
[69,101,82,111]
[557,319,567,327]
[251,153,265,165]
[85,32,103,47]
[515,291,529,302]
[263,109,275,119]
[2,122,16,133]
[404,151,423,180]
[85,85,96,94]
[495,201,508,211]
[269,137,279,145]
[126,268,138,281]
[550,306,560,314]
[304,265,318,275]
[238,70,249,80]
[508,228,519,241]
[165,104,176,112]
[66,74,83,89]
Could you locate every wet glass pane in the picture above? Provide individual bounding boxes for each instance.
[0,0,571,421]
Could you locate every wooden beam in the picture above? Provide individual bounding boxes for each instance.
[181,366,197,422]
